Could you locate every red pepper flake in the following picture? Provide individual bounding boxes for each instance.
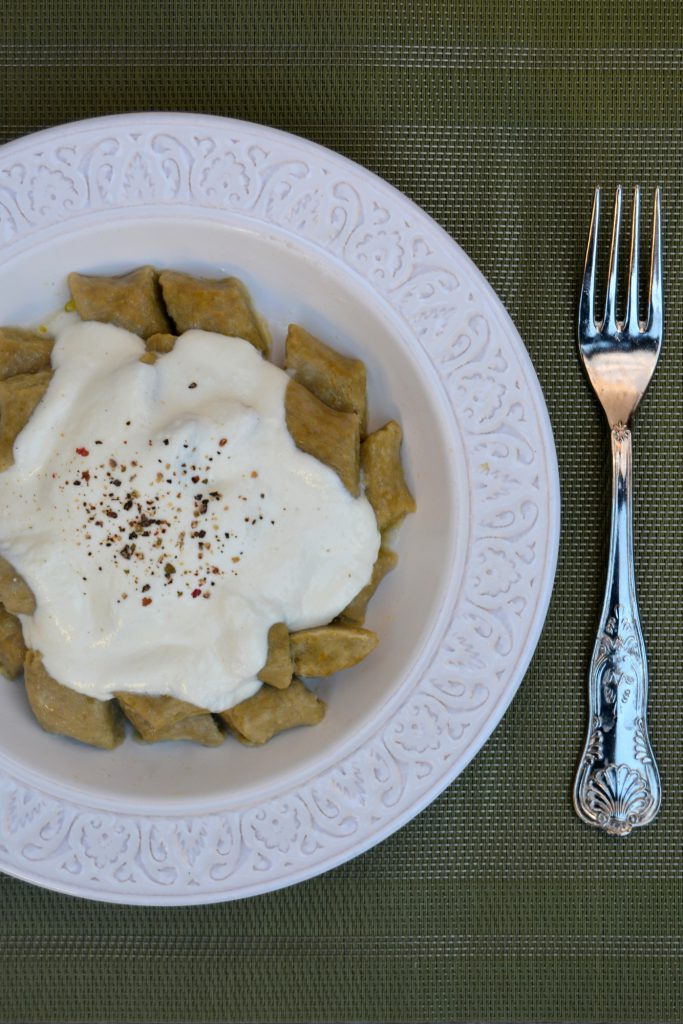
[142,596,152,607]
[76,447,89,457]
[82,470,90,482]
[218,438,227,447]
[191,588,202,598]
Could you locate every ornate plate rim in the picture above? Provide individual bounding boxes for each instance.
[0,113,560,904]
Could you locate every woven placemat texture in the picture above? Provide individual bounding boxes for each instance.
[2,2,683,1022]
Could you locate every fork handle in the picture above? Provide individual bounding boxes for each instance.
[573,424,661,835]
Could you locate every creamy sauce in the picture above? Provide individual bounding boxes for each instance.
[0,318,380,711]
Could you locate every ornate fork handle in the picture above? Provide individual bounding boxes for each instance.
[573,424,661,836]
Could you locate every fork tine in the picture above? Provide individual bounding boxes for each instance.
[646,186,663,338]
[579,187,600,338]
[602,185,623,334]
[625,186,641,334]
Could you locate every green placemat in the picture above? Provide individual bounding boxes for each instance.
[2,2,683,1022]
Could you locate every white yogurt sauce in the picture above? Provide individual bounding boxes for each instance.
[0,318,380,711]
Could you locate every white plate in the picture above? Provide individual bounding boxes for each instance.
[0,114,559,904]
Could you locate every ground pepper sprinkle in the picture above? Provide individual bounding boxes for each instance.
[55,399,280,604]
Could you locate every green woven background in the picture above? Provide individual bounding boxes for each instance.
[2,2,683,1022]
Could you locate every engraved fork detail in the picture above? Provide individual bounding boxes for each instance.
[574,186,662,836]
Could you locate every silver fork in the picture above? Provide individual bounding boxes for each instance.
[573,185,663,836]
